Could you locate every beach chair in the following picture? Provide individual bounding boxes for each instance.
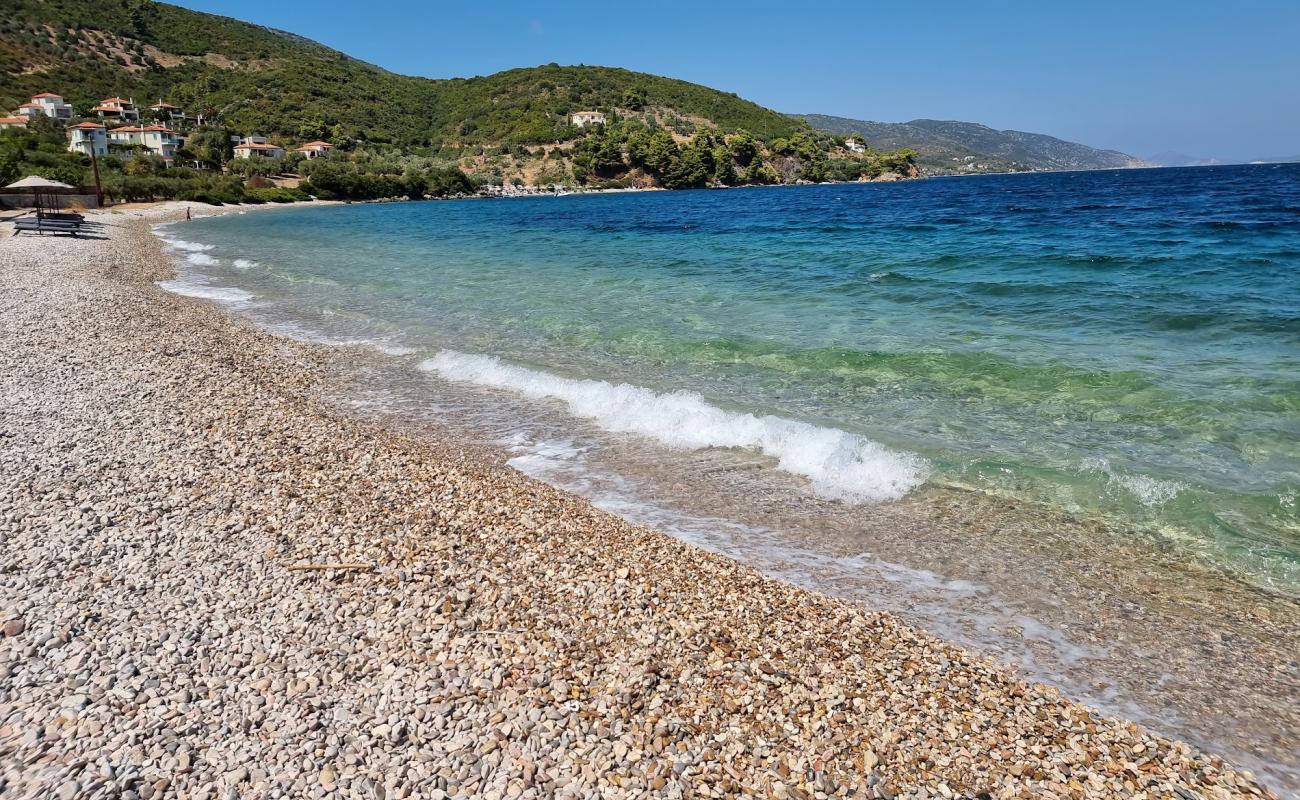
[38,211,85,223]
[12,218,85,237]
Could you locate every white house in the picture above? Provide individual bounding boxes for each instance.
[571,111,606,127]
[844,138,866,154]
[92,97,140,122]
[108,125,183,163]
[148,100,186,122]
[15,92,74,121]
[294,140,334,159]
[0,116,28,129]
[233,141,286,159]
[67,122,108,157]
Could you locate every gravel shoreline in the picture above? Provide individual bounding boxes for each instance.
[0,209,1277,799]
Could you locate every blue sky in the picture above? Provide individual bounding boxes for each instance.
[173,0,1299,160]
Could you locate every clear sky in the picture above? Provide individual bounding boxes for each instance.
[172,0,1299,160]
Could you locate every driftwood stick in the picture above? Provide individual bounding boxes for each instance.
[284,562,374,572]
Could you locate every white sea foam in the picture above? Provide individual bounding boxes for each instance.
[422,350,928,502]
[158,278,254,305]
[232,259,259,270]
[371,343,418,356]
[1111,473,1185,507]
[186,252,219,267]
[259,320,416,356]
[1082,457,1185,507]
[165,238,214,252]
[338,341,417,356]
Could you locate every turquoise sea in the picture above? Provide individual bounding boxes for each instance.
[161,165,1300,594]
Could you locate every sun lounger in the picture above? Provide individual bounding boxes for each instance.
[12,218,86,236]
[38,212,85,223]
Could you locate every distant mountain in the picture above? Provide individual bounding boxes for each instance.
[797,114,1152,175]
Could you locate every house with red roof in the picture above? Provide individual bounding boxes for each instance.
[14,92,74,121]
[295,140,335,159]
[234,140,287,159]
[93,97,140,122]
[0,116,28,129]
[67,122,108,157]
[148,100,187,122]
[108,124,183,163]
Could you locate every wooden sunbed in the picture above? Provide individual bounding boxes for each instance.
[12,218,87,237]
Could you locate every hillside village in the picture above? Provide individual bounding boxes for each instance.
[7,90,333,163]
[0,86,478,204]
[0,0,918,206]
[1,85,917,207]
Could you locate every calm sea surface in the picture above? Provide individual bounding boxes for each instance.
[158,164,1300,792]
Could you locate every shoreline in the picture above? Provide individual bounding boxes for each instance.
[0,209,1282,798]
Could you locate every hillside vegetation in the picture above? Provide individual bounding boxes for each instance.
[0,0,800,147]
[798,114,1149,174]
[1,0,920,197]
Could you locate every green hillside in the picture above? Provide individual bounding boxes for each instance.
[0,0,916,202]
[0,0,799,146]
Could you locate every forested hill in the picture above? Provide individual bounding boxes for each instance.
[797,113,1151,174]
[0,0,800,146]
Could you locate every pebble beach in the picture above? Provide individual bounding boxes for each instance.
[0,206,1280,799]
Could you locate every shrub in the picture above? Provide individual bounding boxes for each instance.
[244,186,311,203]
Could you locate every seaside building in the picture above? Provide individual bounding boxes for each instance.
[148,100,187,122]
[67,122,109,157]
[14,92,74,122]
[108,125,184,163]
[295,140,334,159]
[93,97,140,122]
[233,141,286,159]
[0,116,28,129]
[570,111,606,127]
[845,139,867,154]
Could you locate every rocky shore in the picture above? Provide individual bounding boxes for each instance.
[0,209,1278,799]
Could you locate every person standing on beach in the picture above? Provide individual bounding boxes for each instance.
[186,207,191,221]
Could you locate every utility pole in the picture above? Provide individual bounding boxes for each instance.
[89,146,103,207]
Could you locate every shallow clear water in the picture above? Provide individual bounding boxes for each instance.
[162,165,1300,595]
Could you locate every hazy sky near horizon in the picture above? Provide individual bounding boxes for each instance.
[173,0,1299,159]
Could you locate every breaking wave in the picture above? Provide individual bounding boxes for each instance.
[420,350,928,503]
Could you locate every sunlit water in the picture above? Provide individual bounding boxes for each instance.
[157,165,1300,793]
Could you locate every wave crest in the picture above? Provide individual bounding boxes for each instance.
[420,350,928,503]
